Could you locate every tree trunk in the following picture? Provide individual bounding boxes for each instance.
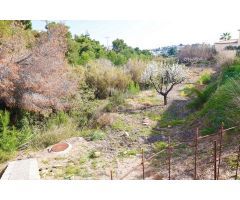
[163,95,167,105]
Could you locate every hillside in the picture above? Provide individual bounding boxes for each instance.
[1,21,240,180]
[1,64,239,180]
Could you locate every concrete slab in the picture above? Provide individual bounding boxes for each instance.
[1,158,40,180]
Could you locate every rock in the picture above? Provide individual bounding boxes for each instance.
[93,151,101,158]
[119,142,124,146]
[122,131,130,137]
[142,117,151,126]
[123,151,128,155]
[127,143,132,147]
[52,164,63,168]
[138,136,145,144]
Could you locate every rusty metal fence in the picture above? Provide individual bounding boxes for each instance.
[109,125,240,180]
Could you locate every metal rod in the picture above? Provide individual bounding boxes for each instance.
[142,148,145,180]
[110,170,113,180]
[168,136,172,180]
[213,140,217,180]
[194,127,199,180]
[235,144,240,180]
[217,123,224,180]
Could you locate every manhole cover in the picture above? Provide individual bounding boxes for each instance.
[49,142,70,153]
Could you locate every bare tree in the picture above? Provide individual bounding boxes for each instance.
[142,62,187,105]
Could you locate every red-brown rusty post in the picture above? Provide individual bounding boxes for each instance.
[217,123,224,180]
[235,144,240,180]
[213,140,217,180]
[168,136,172,180]
[141,148,145,180]
[194,127,199,180]
[110,170,113,180]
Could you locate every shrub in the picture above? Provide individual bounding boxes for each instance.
[96,113,117,128]
[0,150,15,163]
[153,141,168,152]
[90,130,106,141]
[30,119,80,149]
[198,72,211,85]
[0,23,77,115]
[85,59,131,99]
[188,82,218,109]
[178,44,216,65]
[46,111,69,129]
[111,118,133,132]
[0,110,33,160]
[187,63,240,134]
[180,84,195,97]
[225,155,238,170]
[127,81,140,95]
[215,52,235,67]
[105,91,126,112]
[69,73,104,128]
[0,111,18,152]
[199,79,240,132]
[124,59,147,84]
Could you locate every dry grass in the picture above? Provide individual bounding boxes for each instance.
[31,119,81,149]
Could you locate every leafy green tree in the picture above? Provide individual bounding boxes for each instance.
[107,51,127,65]
[109,38,152,65]
[112,39,128,53]
[67,34,106,65]
[17,20,32,30]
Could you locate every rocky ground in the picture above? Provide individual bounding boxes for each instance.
[1,66,240,180]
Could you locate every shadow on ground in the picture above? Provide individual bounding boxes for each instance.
[146,98,195,144]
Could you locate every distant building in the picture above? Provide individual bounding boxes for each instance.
[214,30,240,52]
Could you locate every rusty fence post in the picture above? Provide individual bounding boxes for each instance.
[110,170,113,180]
[141,148,145,180]
[168,136,172,180]
[194,127,199,180]
[235,144,240,180]
[213,140,217,180]
[217,123,224,180]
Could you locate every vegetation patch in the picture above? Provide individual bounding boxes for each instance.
[118,149,139,157]
[225,155,238,170]
[180,84,194,97]
[144,112,162,121]
[160,119,185,128]
[198,72,211,85]
[62,165,90,179]
[90,130,106,141]
[111,118,133,132]
[188,63,240,134]
[153,141,168,152]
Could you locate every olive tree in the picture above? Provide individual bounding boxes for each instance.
[142,62,187,105]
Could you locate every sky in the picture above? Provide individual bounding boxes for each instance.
[32,20,239,50]
[30,0,240,50]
